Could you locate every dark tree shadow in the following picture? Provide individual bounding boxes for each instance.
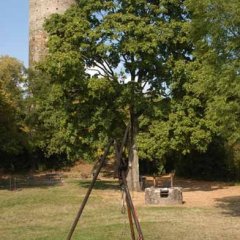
[143,177,234,192]
[79,180,120,191]
[175,178,232,192]
[171,178,234,192]
[215,196,240,217]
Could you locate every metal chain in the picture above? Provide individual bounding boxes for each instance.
[119,188,129,240]
[121,187,126,214]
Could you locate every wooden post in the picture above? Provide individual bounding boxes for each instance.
[153,176,156,188]
[9,176,12,191]
[14,177,17,191]
[170,171,175,188]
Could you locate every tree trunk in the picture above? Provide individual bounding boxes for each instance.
[127,107,141,192]
[127,141,141,191]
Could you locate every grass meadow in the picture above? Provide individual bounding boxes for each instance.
[1,179,240,240]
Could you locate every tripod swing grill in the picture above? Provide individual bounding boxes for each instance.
[66,125,144,240]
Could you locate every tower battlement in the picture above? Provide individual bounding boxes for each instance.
[29,0,75,65]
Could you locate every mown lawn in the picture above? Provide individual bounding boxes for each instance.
[0,179,239,240]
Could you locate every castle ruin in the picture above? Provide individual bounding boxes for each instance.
[29,0,76,66]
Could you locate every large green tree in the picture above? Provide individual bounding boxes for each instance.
[185,0,240,178]
[28,0,240,181]
[186,0,240,143]
[138,0,240,178]
[36,0,191,190]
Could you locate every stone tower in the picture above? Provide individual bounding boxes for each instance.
[29,0,76,66]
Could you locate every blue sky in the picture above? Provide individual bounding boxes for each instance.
[0,0,28,66]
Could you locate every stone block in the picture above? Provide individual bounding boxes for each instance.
[145,187,183,205]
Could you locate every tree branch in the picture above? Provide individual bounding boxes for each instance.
[87,68,106,78]
[102,59,115,77]
[93,61,114,80]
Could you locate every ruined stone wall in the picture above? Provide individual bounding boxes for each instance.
[29,0,76,66]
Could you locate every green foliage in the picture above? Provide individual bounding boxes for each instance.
[2,1,239,180]
[137,0,240,179]
[38,0,192,164]
[186,0,240,144]
[171,0,240,179]
[0,56,28,169]
[137,95,215,165]
[28,58,125,162]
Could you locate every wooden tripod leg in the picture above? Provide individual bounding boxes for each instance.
[115,124,144,239]
[122,171,144,240]
[66,140,113,240]
[126,198,136,240]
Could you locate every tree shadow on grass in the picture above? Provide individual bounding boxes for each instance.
[215,196,240,217]
[79,180,120,191]
[143,177,233,192]
[174,178,234,192]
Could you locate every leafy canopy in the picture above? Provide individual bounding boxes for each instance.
[39,0,192,160]
[0,56,27,158]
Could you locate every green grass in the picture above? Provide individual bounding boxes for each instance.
[0,179,240,240]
